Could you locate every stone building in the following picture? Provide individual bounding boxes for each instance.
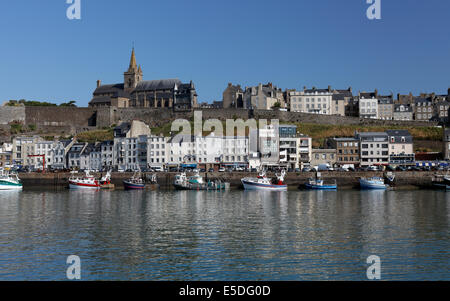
[436,101,450,123]
[311,149,337,168]
[414,97,434,121]
[290,87,333,115]
[393,104,413,121]
[89,48,197,111]
[377,95,394,120]
[444,128,450,161]
[222,83,244,108]
[244,83,285,110]
[12,136,42,167]
[331,87,353,117]
[329,137,360,168]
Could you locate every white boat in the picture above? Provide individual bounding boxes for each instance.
[359,177,388,190]
[173,171,229,191]
[241,170,287,191]
[0,170,23,191]
[69,170,111,190]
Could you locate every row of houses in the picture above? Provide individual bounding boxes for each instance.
[220,84,450,123]
[3,121,448,172]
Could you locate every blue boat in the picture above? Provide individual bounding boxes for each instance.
[359,177,388,190]
[123,172,145,190]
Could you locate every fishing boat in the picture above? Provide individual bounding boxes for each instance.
[384,172,396,186]
[123,172,145,190]
[432,174,450,190]
[0,170,23,191]
[173,171,229,191]
[304,172,337,190]
[69,170,110,190]
[359,177,389,190]
[241,170,287,191]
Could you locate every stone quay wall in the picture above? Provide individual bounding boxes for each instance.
[20,171,438,190]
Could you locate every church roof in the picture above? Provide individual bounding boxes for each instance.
[134,79,182,92]
[93,83,130,98]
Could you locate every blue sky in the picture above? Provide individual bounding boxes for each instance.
[0,0,449,106]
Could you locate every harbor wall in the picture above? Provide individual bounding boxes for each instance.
[19,171,438,190]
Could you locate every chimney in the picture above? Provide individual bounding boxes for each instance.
[97,80,101,88]
[348,87,352,93]
[228,83,232,87]
[328,85,331,92]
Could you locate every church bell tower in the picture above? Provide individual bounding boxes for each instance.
[124,47,143,93]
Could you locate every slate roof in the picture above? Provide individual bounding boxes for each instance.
[385,130,413,143]
[134,79,182,92]
[360,92,377,99]
[93,83,130,98]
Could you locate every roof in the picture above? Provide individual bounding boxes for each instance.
[134,79,182,92]
[332,93,351,100]
[385,130,413,142]
[304,88,331,94]
[335,89,353,97]
[414,97,432,104]
[333,137,359,141]
[360,92,377,99]
[394,104,413,112]
[93,83,130,98]
[89,96,113,105]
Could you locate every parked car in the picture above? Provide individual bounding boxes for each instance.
[302,167,311,172]
[200,168,206,172]
[208,168,215,173]
[218,167,226,172]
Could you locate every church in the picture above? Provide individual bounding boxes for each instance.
[89,48,198,111]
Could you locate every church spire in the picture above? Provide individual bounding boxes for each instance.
[129,47,137,71]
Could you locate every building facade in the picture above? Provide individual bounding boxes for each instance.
[290,87,333,115]
[358,91,378,119]
[393,104,414,121]
[444,129,450,161]
[222,83,244,109]
[377,95,394,120]
[386,130,415,165]
[311,149,337,168]
[357,132,389,166]
[329,138,360,167]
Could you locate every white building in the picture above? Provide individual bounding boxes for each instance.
[386,130,415,165]
[290,87,333,115]
[100,141,114,170]
[148,135,168,169]
[221,136,248,168]
[34,141,58,170]
[359,91,378,119]
[53,140,74,170]
[357,132,389,166]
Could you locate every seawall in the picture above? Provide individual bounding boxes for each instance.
[19,171,439,190]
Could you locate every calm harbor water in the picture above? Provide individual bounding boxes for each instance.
[0,189,448,281]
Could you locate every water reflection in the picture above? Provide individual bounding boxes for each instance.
[0,190,448,280]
